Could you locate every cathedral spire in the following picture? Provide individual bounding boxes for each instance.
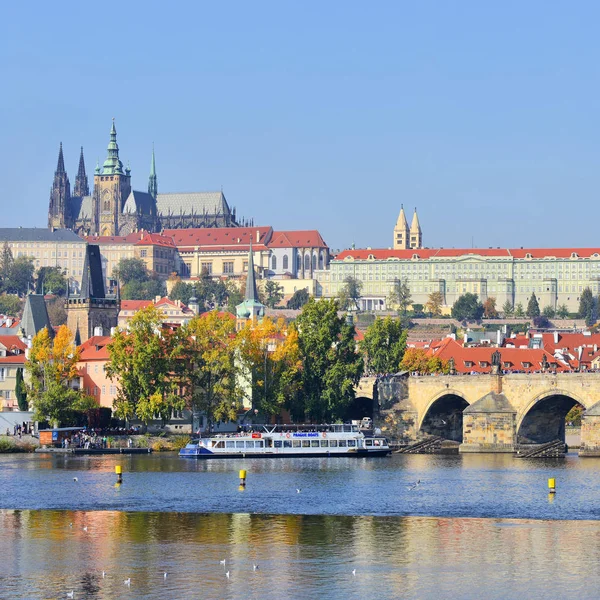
[148,144,158,199]
[102,118,124,175]
[409,207,423,249]
[74,146,89,197]
[56,142,66,174]
[245,240,259,302]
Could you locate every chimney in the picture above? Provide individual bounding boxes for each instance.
[554,331,559,344]
[256,230,260,243]
[491,374,503,394]
[155,296,161,303]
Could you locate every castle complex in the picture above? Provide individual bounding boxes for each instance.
[48,120,240,236]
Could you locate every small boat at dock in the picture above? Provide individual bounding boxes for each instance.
[179,423,391,459]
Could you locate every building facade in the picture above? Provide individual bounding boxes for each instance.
[315,247,600,312]
[48,121,243,236]
[0,336,27,411]
[0,228,88,289]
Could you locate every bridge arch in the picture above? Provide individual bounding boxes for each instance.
[418,390,470,442]
[517,389,587,445]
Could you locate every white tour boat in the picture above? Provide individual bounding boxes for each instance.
[179,423,391,459]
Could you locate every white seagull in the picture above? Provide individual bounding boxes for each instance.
[407,479,422,491]
[253,564,259,571]
[225,571,230,579]
[296,488,301,494]
[82,526,88,532]
[73,477,78,482]
[164,572,168,579]
[124,578,131,586]
[220,559,226,567]
[352,569,356,576]
[67,592,74,599]
[102,571,105,578]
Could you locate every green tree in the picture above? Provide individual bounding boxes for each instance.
[338,276,362,311]
[388,278,412,315]
[15,368,27,411]
[263,280,284,309]
[0,294,22,316]
[360,316,407,374]
[287,288,310,310]
[542,305,556,318]
[451,293,484,322]
[483,297,499,319]
[526,293,541,318]
[425,291,444,317]
[169,280,195,306]
[26,325,91,426]
[514,302,525,318]
[578,287,597,327]
[236,317,302,417]
[175,311,241,427]
[36,267,67,296]
[46,296,67,327]
[556,304,569,319]
[106,305,183,423]
[502,300,514,318]
[0,242,14,291]
[294,298,364,422]
[6,256,35,296]
[113,257,149,284]
[121,278,165,300]
[411,304,425,317]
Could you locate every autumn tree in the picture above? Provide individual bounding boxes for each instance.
[106,305,183,423]
[425,291,444,317]
[26,325,92,426]
[400,347,449,374]
[483,297,499,319]
[295,298,364,422]
[174,311,241,428]
[236,317,301,416]
[360,316,407,374]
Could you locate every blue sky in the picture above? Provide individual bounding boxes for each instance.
[1,1,599,251]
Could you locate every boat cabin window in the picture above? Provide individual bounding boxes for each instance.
[226,441,235,448]
[236,441,245,448]
[348,440,356,447]
[330,440,338,447]
[337,440,346,447]
[283,440,292,448]
[302,440,310,448]
[245,441,254,448]
[311,440,319,448]
[256,441,264,448]
[274,440,282,448]
[293,440,301,448]
[320,440,328,448]
[365,439,373,447]
[214,441,225,449]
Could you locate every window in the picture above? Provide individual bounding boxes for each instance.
[101,385,106,395]
[273,440,282,448]
[140,250,147,258]
[283,255,289,270]
[312,254,317,270]
[271,255,277,270]
[235,441,244,448]
[348,440,356,447]
[223,261,234,274]
[304,254,310,270]
[338,440,346,447]
[93,387,98,396]
[0,368,5,381]
[293,440,301,448]
[226,441,235,448]
[283,440,292,448]
[201,262,213,275]
[5,391,11,399]
[302,440,310,448]
[320,440,328,447]
[311,440,319,448]
[247,441,257,448]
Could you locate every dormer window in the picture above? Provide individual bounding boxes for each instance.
[522,362,531,368]
[503,361,511,368]
[464,361,474,368]
[571,252,579,259]
[526,253,532,259]
[479,361,488,367]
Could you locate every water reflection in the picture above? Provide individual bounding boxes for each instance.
[0,510,599,599]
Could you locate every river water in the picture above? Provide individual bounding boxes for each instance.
[1,452,600,598]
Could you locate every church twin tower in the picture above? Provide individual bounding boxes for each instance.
[393,205,422,250]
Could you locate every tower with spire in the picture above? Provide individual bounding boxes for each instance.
[91,119,132,236]
[73,147,90,197]
[409,208,422,249]
[148,145,158,200]
[393,205,410,250]
[236,242,265,330]
[48,143,71,229]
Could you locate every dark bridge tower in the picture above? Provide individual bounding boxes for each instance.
[73,146,89,197]
[48,142,71,229]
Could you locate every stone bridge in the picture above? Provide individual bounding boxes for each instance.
[360,372,600,455]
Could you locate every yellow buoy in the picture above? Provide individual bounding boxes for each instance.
[115,465,123,484]
[239,469,247,487]
[548,477,556,494]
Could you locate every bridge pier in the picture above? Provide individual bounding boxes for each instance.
[459,375,517,453]
[579,402,600,456]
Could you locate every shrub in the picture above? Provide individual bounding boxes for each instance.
[170,435,192,451]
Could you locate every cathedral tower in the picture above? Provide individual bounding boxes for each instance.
[393,205,410,250]
[91,120,131,236]
[48,143,71,229]
[409,208,422,249]
[73,146,90,197]
[148,144,158,200]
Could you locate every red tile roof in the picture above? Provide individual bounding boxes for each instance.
[428,338,570,373]
[78,336,111,360]
[0,335,27,364]
[336,247,600,261]
[85,231,175,247]
[120,300,153,311]
[164,227,272,250]
[268,230,328,249]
